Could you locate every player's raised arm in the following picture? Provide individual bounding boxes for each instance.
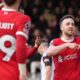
[26,36,41,58]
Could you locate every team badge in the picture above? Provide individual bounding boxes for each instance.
[23,21,31,35]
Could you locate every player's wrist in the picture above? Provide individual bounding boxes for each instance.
[18,63,27,76]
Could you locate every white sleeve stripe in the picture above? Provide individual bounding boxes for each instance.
[16,31,28,39]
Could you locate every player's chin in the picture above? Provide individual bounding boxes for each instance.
[67,32,74,36]
[68,33,74,36]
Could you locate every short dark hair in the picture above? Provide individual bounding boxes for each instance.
[59,15,75,25]
[4,0,17,6]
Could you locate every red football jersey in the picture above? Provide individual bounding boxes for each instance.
[0,8,31,80]
[51,37,80,80]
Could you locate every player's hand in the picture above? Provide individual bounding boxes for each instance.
[34,36,41,47]
[19,74,27,80]
[66,43,80,49]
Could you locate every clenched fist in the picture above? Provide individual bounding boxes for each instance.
[34,36,41,47]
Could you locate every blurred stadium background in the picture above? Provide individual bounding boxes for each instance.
[1,0,80,80]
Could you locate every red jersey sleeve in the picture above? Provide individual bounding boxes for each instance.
[16,15,31,63]
[26,44,38,58]
[16,15,31,40]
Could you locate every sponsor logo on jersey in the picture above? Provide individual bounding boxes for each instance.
[58,56,63,63]
[58,53,78,63]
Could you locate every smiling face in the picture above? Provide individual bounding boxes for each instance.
[60,18,76,36]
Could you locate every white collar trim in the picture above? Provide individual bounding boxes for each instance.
[61,37,74,42]
[2,7,16,11]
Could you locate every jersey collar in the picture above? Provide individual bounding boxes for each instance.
[2,7,17,11]
[61,37,74,43]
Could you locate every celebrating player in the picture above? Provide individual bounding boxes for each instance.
[46,15,80,80]
[0,0,34,80]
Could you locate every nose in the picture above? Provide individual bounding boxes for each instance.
[69,23,74,28]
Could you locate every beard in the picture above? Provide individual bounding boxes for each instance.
[64,30,74,36]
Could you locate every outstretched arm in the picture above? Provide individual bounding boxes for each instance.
[26,45,38,58]
[26,36,41,58]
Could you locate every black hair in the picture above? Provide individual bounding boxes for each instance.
[59,15,75,25]
[4,0,17,6]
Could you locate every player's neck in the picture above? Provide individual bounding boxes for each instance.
[3,4,19,11]
[61,34,74,42]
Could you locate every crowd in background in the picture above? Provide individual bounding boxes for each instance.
[20,0,80,43]
[0,0,80,79]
